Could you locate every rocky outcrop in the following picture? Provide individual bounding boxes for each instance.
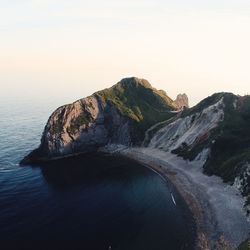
[21,77,180,164]
[173,93,189,110]
[39,96,132,157]
[149,97,224,152]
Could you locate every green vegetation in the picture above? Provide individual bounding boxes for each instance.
[204,95,250,183]
[237,238,250,250]
[173,93,250,201]
[51,120,63,134]
[49,78,176,142]
[181,92,225,118]
[50,106,93,135]
[94,77,176,140]
[50,108,66,134]
[68,113,93,133]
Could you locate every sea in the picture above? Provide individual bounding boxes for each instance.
[0,96,195,250]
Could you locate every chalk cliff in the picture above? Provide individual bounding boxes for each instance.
[149,93,250,213]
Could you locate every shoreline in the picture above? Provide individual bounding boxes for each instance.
[118,147,250,250]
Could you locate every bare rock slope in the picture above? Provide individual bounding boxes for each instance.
[149,92,250,213]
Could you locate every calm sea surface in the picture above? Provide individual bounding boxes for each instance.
[0,97,195,250]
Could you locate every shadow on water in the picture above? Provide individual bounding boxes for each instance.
[2,153,196,250]
[40,153,146,190]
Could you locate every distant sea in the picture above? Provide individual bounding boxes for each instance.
[0,97,195,250]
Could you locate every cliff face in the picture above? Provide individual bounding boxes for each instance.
[149,97,224,152]
[149,92,250,212]
[21,77,178,164]
[39,96,131,157]
[172,93,189,110]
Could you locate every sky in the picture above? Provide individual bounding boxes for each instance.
[1,0,250,106]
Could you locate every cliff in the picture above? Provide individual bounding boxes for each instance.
[149,92,250,213]
[173,93,189,110]
[21,77,181,164]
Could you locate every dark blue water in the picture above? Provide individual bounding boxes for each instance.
[0,98,195,250]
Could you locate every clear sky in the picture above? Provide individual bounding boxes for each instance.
[1,0,250,106]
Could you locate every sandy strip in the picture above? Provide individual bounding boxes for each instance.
[119,147,250,250]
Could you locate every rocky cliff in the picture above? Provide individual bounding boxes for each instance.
[149,92,250,213]
[21,77,180,164]
[173,93,189,110]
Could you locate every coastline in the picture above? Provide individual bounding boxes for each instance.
[118,147,250,250]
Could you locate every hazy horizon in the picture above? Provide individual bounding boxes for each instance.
[1,0,250,106]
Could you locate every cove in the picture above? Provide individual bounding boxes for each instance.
[0,153,195,250]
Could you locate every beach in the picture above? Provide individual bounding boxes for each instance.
[119,147,250,249]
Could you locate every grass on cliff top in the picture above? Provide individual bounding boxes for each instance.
[181,92,226,118]
[94,77,176,134]
[49,78,176,142]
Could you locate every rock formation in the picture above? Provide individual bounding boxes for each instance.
[173,93,189,110]
[21,77,180,164]
[149,92,250,213]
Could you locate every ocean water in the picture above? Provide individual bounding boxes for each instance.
[0,97,195,250]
